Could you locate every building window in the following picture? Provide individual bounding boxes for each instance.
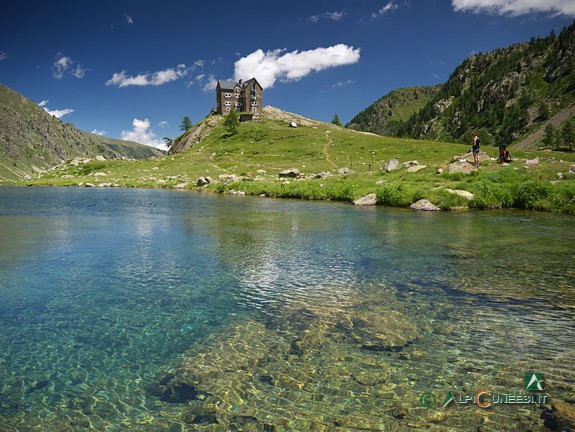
[251,101,258,107]
[226,107,230,112]
[225,101,231,106]
[224,93,231,98]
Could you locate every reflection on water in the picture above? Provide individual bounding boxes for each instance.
[0,186,573,431]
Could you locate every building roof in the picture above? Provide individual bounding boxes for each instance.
[217,78,264,92]
[242,77,262,89]
[217,80,239,90]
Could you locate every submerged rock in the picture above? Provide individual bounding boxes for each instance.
[352,370,388,386]
[551,399,575,431]
[148,372,199,403]
[341,308,419,351]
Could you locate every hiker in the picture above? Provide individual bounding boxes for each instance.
[498,144,511,163]
[472,131,480,168]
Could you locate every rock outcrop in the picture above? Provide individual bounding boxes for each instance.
[279,168,301,178]
[410,199,440,211]
[381,158,400,172]
[353,193,377,206]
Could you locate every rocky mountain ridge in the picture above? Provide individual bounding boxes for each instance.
[346,86,441,136]
[349,21,575,148]
[0,84,163,180]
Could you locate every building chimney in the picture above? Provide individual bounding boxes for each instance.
[239,79,242,85]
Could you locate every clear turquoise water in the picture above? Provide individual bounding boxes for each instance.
[0,186,573,431]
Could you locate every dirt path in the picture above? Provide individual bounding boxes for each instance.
[323,131,338,167]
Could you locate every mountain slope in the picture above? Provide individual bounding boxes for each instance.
[350,21,575,147]
[346,86,441,136]
[0,84,163,180]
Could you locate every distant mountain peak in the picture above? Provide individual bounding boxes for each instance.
[348,22,575,147]
[0,84,163,180]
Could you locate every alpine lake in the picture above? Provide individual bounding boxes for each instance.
[0,186,573,431]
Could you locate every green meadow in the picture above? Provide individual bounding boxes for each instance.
[20,117,575,213]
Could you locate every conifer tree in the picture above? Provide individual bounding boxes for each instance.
[542,123,557,149]
[562,118,574,151]
[538,103,550,122]
[223,109,240,135]
[180,116,193,132]
[543,123,555,148]
[331,113,343,127]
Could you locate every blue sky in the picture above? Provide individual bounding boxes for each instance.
[1,1,573,149]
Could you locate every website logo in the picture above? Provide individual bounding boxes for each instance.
[524,373,544,391]
[420,372,547,409]
[442,391,455,408]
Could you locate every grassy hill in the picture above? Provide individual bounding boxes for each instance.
[349,22,575,149]
[0,84,163,180]
[23,107,575,213]
[346,86,441,136]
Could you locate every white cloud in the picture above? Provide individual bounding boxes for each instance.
[452,0,575,17]
[233,44,361,88]
[121,118,167,150]
[332,79,355,88]
[193,59,205,69]
[194,73,218,92]
[0,50,7,61]
[309,10,346,22]
[91,129,107,136]
[158,121,169,129]
[372,1,399,18]
[47,108,74,118]
[52,53,86,79]
[38,99,74,118]
[53,54,72,79]
[124,13,134,24]
[72,65,87,78]
[106,65,188,87]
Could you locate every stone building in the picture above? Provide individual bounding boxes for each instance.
[216,78,263,114]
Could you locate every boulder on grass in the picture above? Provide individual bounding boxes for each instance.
[353,193,377,206]
[410,199,440,211]
[381,158,400,172]
[279,168,301,178]
[197,176,212,186]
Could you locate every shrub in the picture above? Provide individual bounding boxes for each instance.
[376,182,417,207]
[511,181,550,209]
